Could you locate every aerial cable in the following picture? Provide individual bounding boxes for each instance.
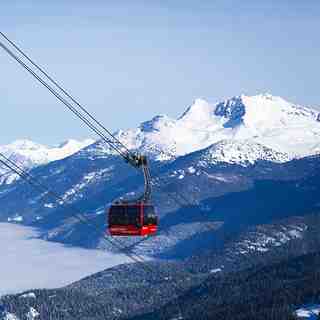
[0,36,205,211]
[0,28,203,266]
[0,31,192,217]
[0,32,210,197]
[0,31,131,156]
[0,38,129,160]
[0,32,155,202]
[0,40,128,159]
[0,33,153,203]
[0,33,194,205]
[0,34,196,213]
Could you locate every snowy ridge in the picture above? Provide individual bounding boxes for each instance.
[199,140,291,165]
[0,139,94,184]
[91,94,320,163]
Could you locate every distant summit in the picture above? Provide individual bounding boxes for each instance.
[0,138,95,185]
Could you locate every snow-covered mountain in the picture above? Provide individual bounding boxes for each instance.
[2,94,319,184]
[1,94,320,320]
[0,139,95,184]
[111,94,320,162]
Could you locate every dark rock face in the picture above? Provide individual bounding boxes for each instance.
[214,96,246,127]
[214,96,246,119]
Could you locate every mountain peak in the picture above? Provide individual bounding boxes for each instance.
[212,94,320,131]
[139,114,174,133]
[179,98,213,123]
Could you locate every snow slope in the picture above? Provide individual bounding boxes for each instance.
[109,94,320,162]
[0,139,94,184]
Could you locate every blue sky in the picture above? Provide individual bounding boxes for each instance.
[1,0,320,145]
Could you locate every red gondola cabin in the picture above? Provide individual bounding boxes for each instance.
[108,202,158,236]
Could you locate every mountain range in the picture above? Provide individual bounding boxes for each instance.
[1,94,319,177]
[0,93,320,319]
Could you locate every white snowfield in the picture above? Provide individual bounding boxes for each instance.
[0,223,130,296]
[112,94,320,163]
[0,139,94,184]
